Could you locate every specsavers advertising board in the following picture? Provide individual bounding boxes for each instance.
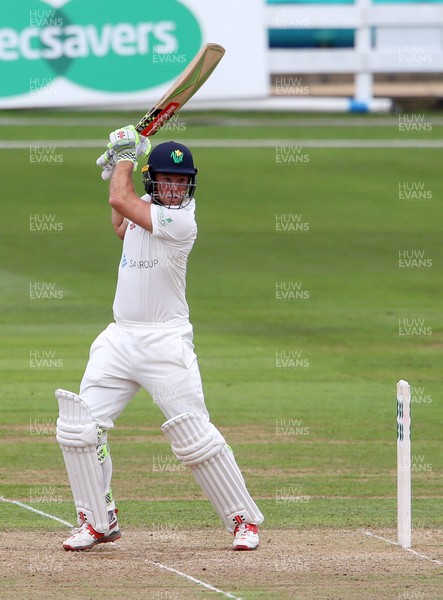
[0,0,267,108]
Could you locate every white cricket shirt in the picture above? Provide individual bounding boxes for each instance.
[112,195,197,323]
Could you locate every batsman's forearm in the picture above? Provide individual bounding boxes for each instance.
[111,208,127,240]
[109,162,137,213]
[108,161,153,232]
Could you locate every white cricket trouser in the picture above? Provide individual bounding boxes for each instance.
[79,319,209,428]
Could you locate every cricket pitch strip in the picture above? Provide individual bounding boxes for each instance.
[1,528,442,599]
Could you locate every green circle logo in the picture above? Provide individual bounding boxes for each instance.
[0,0,202,97]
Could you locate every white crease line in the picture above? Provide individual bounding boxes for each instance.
[364,531,443,566]
[0,496,74,528]
[1,496,244,599]
[1,139,443,149]
[146,560,244,600]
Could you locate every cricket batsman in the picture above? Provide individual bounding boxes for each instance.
[55,125,264,551]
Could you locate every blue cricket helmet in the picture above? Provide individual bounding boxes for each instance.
[142,141,198,205]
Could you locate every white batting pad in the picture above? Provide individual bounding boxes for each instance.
[55,389,109,533]
[162,413,264,532]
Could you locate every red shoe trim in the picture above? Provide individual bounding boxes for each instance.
[233,545,257,551]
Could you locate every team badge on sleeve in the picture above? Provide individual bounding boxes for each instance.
[157,206,173,227]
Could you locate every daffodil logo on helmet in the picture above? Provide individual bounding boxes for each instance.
[170,149,184,164]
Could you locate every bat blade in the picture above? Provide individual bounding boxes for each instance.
[135,43,225,137]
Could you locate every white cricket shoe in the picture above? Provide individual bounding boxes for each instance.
[63,512,121,551]
[232,523,259,551]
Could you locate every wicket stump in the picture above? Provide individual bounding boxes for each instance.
[397,379,412,548]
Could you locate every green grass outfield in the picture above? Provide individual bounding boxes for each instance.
[0,111,442,537]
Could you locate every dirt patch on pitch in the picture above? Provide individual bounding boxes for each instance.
[0,528,442,600]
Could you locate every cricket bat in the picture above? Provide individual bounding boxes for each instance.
[135,43,225,137]
[98,43,224,179]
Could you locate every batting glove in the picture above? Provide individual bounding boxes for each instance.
[96,126,151,180]
[96,148,116,181]
[108,124,139,164]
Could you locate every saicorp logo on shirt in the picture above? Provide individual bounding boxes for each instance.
[0,0,202,96]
